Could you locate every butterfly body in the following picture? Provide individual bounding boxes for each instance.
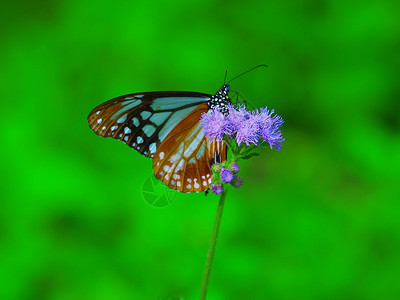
[88,84,231,193]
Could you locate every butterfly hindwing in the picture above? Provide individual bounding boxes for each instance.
[152,102,227,193]
[87,91,210,158]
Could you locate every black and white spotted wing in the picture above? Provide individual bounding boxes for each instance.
[87,91,211,158]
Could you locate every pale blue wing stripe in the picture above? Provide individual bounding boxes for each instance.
[111,99,142,120]
[158,105,200,141]
[150,97,208,111]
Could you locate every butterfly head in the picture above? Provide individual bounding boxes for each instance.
[217,84,230,97]
[210,84,231,115]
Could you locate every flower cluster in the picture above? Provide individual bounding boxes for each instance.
[211,161,242,195]
[200,105,285,150]
[201,104,285,195]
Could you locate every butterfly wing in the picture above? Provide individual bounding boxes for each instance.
[152,102,227,193]
[87,91,210,158]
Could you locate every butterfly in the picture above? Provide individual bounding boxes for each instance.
[87,66,267,193]
[87,84,232,193]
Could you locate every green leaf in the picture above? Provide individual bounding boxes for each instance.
[241,152,260,160]
[223,137,233,149]
[230,138,240,152]
[222,160,230,168]
[211,163,220,173]
[258,143,272,149]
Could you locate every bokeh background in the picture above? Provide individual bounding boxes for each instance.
[1,0,399,299]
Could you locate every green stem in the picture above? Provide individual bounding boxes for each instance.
[199,187,229,300]
[240,144,256,155]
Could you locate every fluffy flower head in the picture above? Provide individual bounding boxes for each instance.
[231,162,240,173]
[220,168,234,183]
[211,184,223,195]
[201,104,285,150]
[256,107,285,150]
[233,177,243,188]
[200,107,232,142]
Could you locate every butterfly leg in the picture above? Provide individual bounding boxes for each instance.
[230,89,249,108]
[233,91,239,103]
[212,151,221,165]
[205,150,224,195]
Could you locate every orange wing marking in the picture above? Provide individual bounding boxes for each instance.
[152,103,227,193]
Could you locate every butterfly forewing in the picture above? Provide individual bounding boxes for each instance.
[87,92,210,158]
[152,103,227,193]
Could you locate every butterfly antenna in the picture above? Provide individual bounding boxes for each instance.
[227,64,268,84]
[224,70,228,85]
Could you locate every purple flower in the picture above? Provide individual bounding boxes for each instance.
[227,106,259,146]
[211,184,223,195]
[256,107,285,150]
[200,107,232,142]
[226,105,244,133]
[233,177,243,188]
[220,168,234,183]
[231,162,240,173]
[200,104,284,150]
[235,115,259,146]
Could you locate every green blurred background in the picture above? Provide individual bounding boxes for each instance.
[1,0,399,299]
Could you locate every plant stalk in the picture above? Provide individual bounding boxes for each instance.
[199,187,229,300]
